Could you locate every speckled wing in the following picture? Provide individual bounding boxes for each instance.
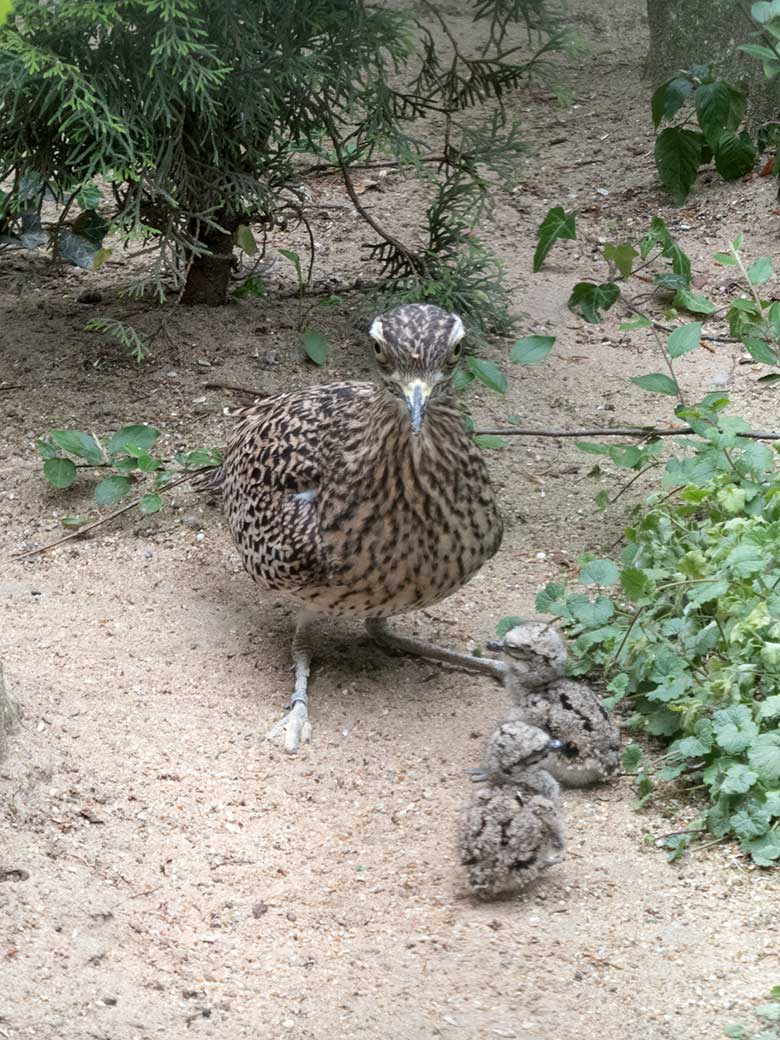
[219,383,374,594]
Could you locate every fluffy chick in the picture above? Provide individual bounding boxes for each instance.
[459,721,565,896]
[491,622,621,787]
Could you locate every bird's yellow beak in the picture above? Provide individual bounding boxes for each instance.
[402,379,432,433]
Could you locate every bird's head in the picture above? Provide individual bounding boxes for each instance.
[487,622,568,676]
[506,722,563,766]
[369,303,465,433]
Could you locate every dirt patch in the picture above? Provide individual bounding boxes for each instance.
[3,2,780,1038]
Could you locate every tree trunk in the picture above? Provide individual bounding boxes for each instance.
[180,216,239,306]
[645,0,780,124]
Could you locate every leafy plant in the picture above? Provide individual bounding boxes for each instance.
[651,66,755,203]
[0,0,575,325]
[725,987,780,1040]
[36,424,221,523]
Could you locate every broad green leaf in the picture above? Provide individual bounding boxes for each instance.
[568,281,620,323]
[76,182,103,210]
[279,248,302,284]
[95,475,131,506]
[748,734,780,783]
[474,434,506,450]
[536,582,566,613]
[532,206,576,272]
[36,438,58,461]
[713,130,756,180]
[43,457,77,489]
[651,76,693,128]
[713,250,738,266]
[139,493,162,515]
[654,127,703,204]
[579,558,619,586]
[756,1004,780,1022]
[109,424,160,455]
[747,832,780,866]
[465,356,507,394]
[174,448,222,469]
[620,567,651,601]
[694,81,734,145]
[50,429,104,464]
[747,256,774,285]
[510,336,554,364]
[723,1024,746,1039]
[622,743,642,770]
[301,329,330,365]
[744,338,778,365]
[672,289,716,315]
[720,764,759,794]
[752,1,780,25]
[603,242,638,279]
[496,616,524,638]
[235,224,257,255]
[667,322,702,359]
[759,695,780,719]
[631,372,680,396]
[713,705,759,754]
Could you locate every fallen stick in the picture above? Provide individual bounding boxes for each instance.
[471,425,780,440]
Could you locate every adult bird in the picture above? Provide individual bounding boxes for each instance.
[218,303,505,750]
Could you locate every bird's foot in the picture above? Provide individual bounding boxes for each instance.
[266,699,311,753]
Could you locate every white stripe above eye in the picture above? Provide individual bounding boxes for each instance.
[447,315,465,348]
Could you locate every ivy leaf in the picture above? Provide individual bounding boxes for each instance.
[95,475,131,506]
[579,558,619,585]
[301,329,330,365]
[496,616,524,638]
[532,206,576,272]
[667,322,702,359]
[672,289,716,315]
[43,457,77,489]
[50,430,104,464]
[567,281,620,323]
[603,242,638,279]
[654,127,703,204]
[510,336,554,364]
[465,357,507,394]
[630,372,680,396]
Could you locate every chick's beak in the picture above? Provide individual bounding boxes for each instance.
[486,639,504,653]
[402,379,432,433]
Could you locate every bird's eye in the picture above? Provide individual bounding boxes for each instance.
[447,341,463,366]
[373,342,388,365]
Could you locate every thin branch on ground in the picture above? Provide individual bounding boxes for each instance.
[204,382,267,396]
[470,425,780,440]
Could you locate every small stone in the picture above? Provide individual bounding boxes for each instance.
[286,910,297,922]
[252,902,268,918]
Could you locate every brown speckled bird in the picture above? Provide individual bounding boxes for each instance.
[218,303,505,750]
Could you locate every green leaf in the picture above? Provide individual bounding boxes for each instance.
[0,0,13,26]
[745,832,780,866]
[532,206,576,272]
[301,329,330,365]
[748,734,780,783]
[496,616,524,638]
[94,475,131,506]
[50,429,104,464]
[713,705,759,754]
[279,247,303,284]
[667,322,702,359]
[36,438,58,461]
[510,336,555,364]
[474,434,506,450]
[139,493,162,515]
[744,338,778,365]
[536,582,566,613]
[720,764,759,794]
[622,743,642,770]
[756,1004,780,1022]
[723,1024,746,1038]
[651,76,693,127]
[603,242,638,279]
[109,425,160,455]
[620,567,651,601]
[233,275,267,298]
[579,558,619,586]
[71,209,109,245]
[713,130,756,180]
[654,127,703,204]
[619,316,651,331]
[747,256,774,285]
[465,356,507,394]
[568,282,620,323]
[76,182,103,210]
[694,81,734,145]
[43,457,77,489]
[713,250,738,266]
[672,288,716,315]
[631,372,680,396]
[235,224,257,255]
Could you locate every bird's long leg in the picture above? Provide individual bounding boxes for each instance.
[267,611,316,752]
[365,618,507,681]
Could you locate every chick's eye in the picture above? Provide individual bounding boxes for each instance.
[373,342,388,364]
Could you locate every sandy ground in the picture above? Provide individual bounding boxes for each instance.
[3,1,780,1038]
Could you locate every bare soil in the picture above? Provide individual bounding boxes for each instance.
[3,2,780,1038]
